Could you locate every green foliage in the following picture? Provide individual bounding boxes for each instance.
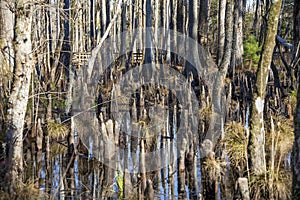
[243,35,262,67]
[291,90,297,97]
[52,98,66,110]
[116,172,124,199]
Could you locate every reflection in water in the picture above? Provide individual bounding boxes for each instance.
[22,119,202,199]
[18,83,204,199]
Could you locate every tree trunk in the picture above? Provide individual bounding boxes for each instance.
[184,0,198,77]
[253,0,262,39]
[199,0,209,47]
[0,1,14,93]
[231,0,243,71]
[0,0,14,150]
[249,0,282,175]
[294,0,300,67]
[202,1,233,199]
[293,64,300,199]
[144,0,152,64]
[292,0,300,197]
[5,0,33,191]
[217,0,226,65]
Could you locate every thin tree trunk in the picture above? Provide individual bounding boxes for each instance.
[144,0,152,64]
[203,1,233,199]
[0,1,14,94]
[249,0,282,175]
[217,0,226,65]
[199,0,209,47]
[292,0,300,197]
[253,0,261,39]
[293,62,300,198]
[231,0,243,71]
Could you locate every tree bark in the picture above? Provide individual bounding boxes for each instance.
[293,63,300,199]
[0,1,14,92]
[199,0,209,47]
[217,0,226,65]
[249,0,282,175]
[294,0,300,66]
[5,0,33,191]
[231,0,243,70]
[292,0,300,197]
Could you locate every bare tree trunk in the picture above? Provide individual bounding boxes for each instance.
[249,0,282,176]
[0,0,14,155]
[253,0,262,39]
[203,1,233,199]
[177,0,184,34]
[144,0,152,64]
[184,0,198,77]
[231,0,243,71]
[292,0,300,197]
[217,0,226,65]
[293,0,300,69]
[199,0,209,47]
[5,0,33,192]
[294,0,300,48]
[0,1,14,93]
[101,0,107,37]
[293,63,300,199]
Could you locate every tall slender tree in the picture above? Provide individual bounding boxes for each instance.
[249,0,282,175]
[292,0,300,197]
[217,0,226,65]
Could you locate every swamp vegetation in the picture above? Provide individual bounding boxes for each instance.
[0,0,300,199]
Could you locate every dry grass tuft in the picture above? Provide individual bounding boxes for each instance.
[223,121,247,169]
[272,169,291,200]
[47,120,69,140]
[276,118,294,157]
[249,168,291,200]
[202,154,225,182]
[249,173,268,199]
[0,180,44,200]
[50,142,68,158]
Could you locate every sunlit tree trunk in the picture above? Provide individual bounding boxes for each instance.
[202,1,233,199]
[101,0,107,36]
[0,0,14,93]
[0,0,14,151]
[231,0,244,71]
[217,0,226,65]
[249,0,282,176]
[5,0,33,191]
